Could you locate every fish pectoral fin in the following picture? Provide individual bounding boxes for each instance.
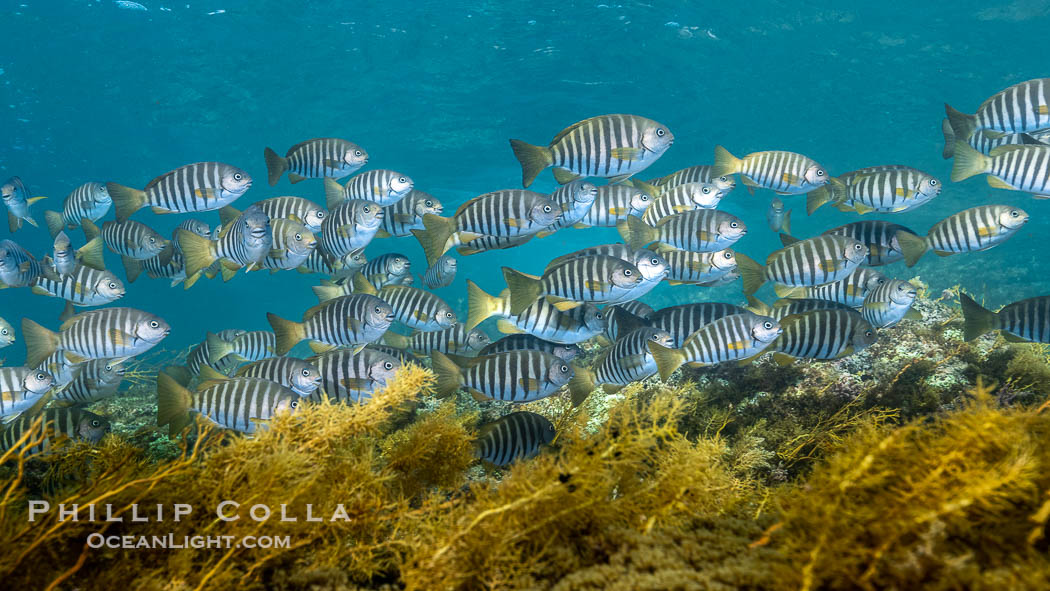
[548,298,582,311]
[583,280,609,292]
[781,172,800,185]
[904,308,923,321]
[853,203,874,214]
[392,213,416,223]
[496,319,524,334]
[607,207,628,215]
[519,377,541,391]
[818,260,843,272]
[411,310,429,322]
[1003,332,1030,343]
[346,318,362,331]
[323,158,343,169]
[504,218,526,227]
[340,378,370,390]
[986,176,1017,190]
[726,340,749,350]
[108,328,131,347]
[151,206,176,215]
[619,354,646,371]
[696,230,711,242]
[335,224,355,238]
[976,226,997,237]
[194,188,216,200]
[610,147,643,161]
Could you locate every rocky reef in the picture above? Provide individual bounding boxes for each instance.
[1,287,1048,590]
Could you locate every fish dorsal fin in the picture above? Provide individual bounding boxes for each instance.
[454,195,485,217]
[144,170,177,191]
[765,251,782,266]
[549,118,595,146]
[303,298,338,321]
[59,313,87,331]
[218,206,240,228]
[779,233,800,247]
[989,145,1028,157]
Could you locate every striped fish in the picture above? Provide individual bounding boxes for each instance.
[37,351,81,387]
[573,184,651,228]
[945,79,1050,140]
[141,250,187,287]
[253,196,327,232]
[365,344,422,367]
[603,305,650,342]
[960,293,1050,343]
[503,255,641,315]
[544,243,633,271]
[771,309,876,365]
[0,317,14,349]
[641,182,723,225]
[540,180,598,235]
[774,267,886,307]
[349,274,457,332]
[432,349,573,402]
[326,170,413,208]
[767,196,791,234]
[263,138,368,185]
[896,205,1028,267]
[951,142,1050,198]
[736,234,868,296]
[467,280,605,344]
[941,119,1045,159]
[647,302,747,348]
[423,255,456,289]
[31,265,125,307]
[308,348,400,404]
[413,190,559,265]
[650,313,781,379]
[319,199,385,259]
[187,343,240,377]
[51,231,105,276]
[177,204,272,284]
[377,190,443,238]
[746,296,856,321]
[0,367,54,418]
[383,323,491,356]
[107,162,252,221]
[220,331,277,363]
[649,165,736,194]
[0,408,109,455]
[44,182,111,238]
[861,280,918,328]
[569,327,672,403]
[22,307,170,367]
[618,209,747,253]
[456,233,534,256]
[545,245,666,301]
[510,114,674,187]
[362,253,411,289]
[0,240,55,288]
[823,221,919,267]
[235,356,321,397]
[808,165,941,215]
[299,247,366,278]
[713,147,833,195]
[174,219,211,250]
[475,411,556,466]
[157,373,300,436]
[256,218,316,271]
[616,300,655,319]
[0,176,42,232]
[267,294,393,354]
[88,219,169,280]
[53,358,125,404]
[479,334,581,361]
[663,249,737,286]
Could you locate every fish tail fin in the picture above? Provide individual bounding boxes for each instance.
[323,178,345,210]
[629,178,662,198]
[616,215,659,250]
[944,103,976,142]
[205,331,235,364]
[382,331,411,349]
[781,209,791,235]
[896,230,929,267]
[941,118,956,159]
[413,214,455,266]
[568,367,597,407]
[81,218,101,242]
[105,182,147,222]
[430,351,463,397]
[712,145,742,177]
[467,279,501,330]
[649,342,685,381]
[959,292,998,341]
[121,256,142,283]
[950,141,992,182]
[59,301,77,323]
[773,284,805,299]
[175,229,217,280]
[311,284,344,302]
[734,252,766,295]
[7,211,21,233]
[22,318,59,368]
[44,211,65,238]
[745,295,772,316]
[156,370,193,438]
[217,205,240,228]
[502,267,543,316]
[509,139,554,188]
[806,186,835,215]
[76,237,106,271]
[267,312,306,355]
[263,147,287,186]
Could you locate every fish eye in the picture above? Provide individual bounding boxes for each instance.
[150,321,159,328]
[424,200,433,207]
[316,211,325,218]
[930,179,938,186]
[702,187,710,194]
[355,150,362,156]
[363,206,371,213]
[855,244,863,250]
[719,176,729,182]
[816,170,825,176]
[724,252,733,259]
[595,312,604,319]
[295,233,302,241]
[301,368,310,376]
[763,322,773,329]
[730,221,739,228]
[0,329,6,335]
[624,269,632,276]
[384,362,394,370]
[640,195,649,201]
[1011,210,1019,217]
[37,373,46,380]
[866,330,874,337]
[234,173,243,181]
[91,420,101,427]
[375,306,382,313]
[543,205,552,213]
[149,237,156,243]
[561,365,569,372]
[446,312,453,318]
[291,400,299,408]
[650,257,659,265]
[109,282,117,288]
[656,129,665,136]
[398,177,407,183]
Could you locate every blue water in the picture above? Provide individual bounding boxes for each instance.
[2,1,1048,364]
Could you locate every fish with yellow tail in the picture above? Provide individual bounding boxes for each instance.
[648,313,781,380]
[266,294,393,355]
[568,327,673,406]
[618,209,746,253]
[806,166,940,215]
[1,176,45,232]
[476,412,556,466]
[712,146,836,195]
[431,349,573,403]
[860,279,920,328]
[106,161,251,221]
[263,138,367,185]
[769,309,876,366]
[959,293,1050,343]
[951,142,1050,198]
[21,307,170,368]
[944,79,1050,142]
[156,371,300,437]
[466,280,605,344]
[735,234,867,296]
[895,205,1028,267]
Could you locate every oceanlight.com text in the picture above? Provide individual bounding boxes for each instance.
[86,533,291,550]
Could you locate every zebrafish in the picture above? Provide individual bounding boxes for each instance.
[383,323,490,356]
[361,253,411,289]
[648,302,748,347]
[475,411,556,466]
[649,313,782,379]
[366,344,422,367]
[456,233,535,256]
[662,249,737,286]
[569,327,673,404]
[771,309,876,365]
[253,196,327,232]
[952,142,1050,198]
[510,114,674,187]
[157,373,300,436]
[539,180,599,236]
[617,300,655,319]
[423,255,457,289]
[618,209,747,253]
[0,367,55,418]
[0,408,109,455]
[186,329,247,376]
[413,190,559,265]
[253,218,316,272]
[467,280,605,344]
[22,307,170,367]
[746,296,857,321]
[267,294,394,354]
[503,255,641,315]
[44,182,111,238]
[713,147,834,195]
[572,184,651,228]
[808,166,941,215]
[479,334,581,361]
[861,280,919,328]
[107,161,252,221]
[319,199,385,260]
[0,317,14,349]
[941,119,1044,159]
[602,305,650,343]
[51,231,105,275]
[299,247,366,278]
[209,330,277,364]
[377,190,443,238]
[86,218,169,279]
[767,196,791,234]
[348,274,458,332]
[641,182,723,225]
[648,165,736,194]
[31,264,125,308]
[432,349,573,403]
[960,293,1050,343]
[823,221,919,267]
[774,267,886,307]
[308,348,400,404]
[234,357,321,397]
[0,240,57,288]
[1,176,44,232]
[945,79,1050,140]
[178,204,272,284]
[263,138,368,185]
[897,205,1028,267]
[53,358,125,405]
[325,170,413,208]
[736,234,868,296]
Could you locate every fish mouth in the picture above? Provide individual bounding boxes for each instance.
[385,313,395,322]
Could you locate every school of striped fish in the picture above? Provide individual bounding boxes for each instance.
[2,79,1050,466]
